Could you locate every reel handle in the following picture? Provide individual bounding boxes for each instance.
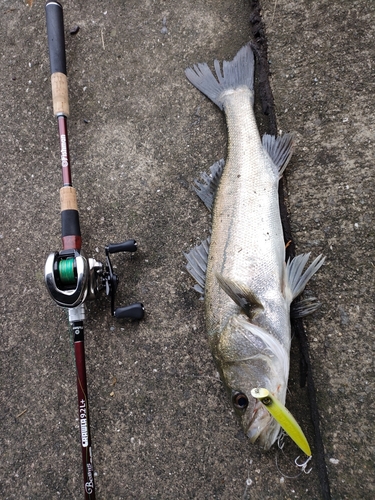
[104,241,144,319]
[114,302,145,320]
[106,240,138,254]
[45,1,69,117]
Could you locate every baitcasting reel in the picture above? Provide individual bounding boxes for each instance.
[45,239,145,320]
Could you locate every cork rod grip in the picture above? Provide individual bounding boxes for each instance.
[60,186,78,211]
[45,1,69,116]
[51,72,69,116]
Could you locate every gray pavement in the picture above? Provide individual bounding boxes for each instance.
[1,0,374,498]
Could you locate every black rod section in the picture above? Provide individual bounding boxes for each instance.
[46,1,67,75]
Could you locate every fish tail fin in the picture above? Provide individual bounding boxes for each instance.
[185,44,254,110]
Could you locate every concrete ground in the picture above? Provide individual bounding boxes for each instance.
[1,0,374,498]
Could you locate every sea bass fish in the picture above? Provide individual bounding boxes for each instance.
[185,44,325,450]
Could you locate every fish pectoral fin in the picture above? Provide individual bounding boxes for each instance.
[291,297,322,318]
[194,159,225,211]
[184,237,210,295]
[262,133,295,177]
[215,273,263,318]
[285,253,326,302]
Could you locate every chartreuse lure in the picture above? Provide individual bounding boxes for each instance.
[251,388,311,457]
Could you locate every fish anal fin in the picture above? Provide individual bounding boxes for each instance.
[184,237,210,295]
[194,159,225,211]
[215,273,263,319]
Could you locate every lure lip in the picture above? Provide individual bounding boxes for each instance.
[251,387,271,401]
[251,387,312,457]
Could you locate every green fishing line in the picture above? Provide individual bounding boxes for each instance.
[58,258,75,284]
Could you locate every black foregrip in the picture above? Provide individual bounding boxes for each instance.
[61,209,81,237]
[107,240,138,254]
[45,1,66,75]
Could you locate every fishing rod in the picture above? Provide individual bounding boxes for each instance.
[44,2,144,498]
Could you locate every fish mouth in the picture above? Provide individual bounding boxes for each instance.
[246,400,278,448]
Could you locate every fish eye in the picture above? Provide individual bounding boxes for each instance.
[232,392,249,410]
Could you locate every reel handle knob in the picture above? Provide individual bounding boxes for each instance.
[114,302,145,320]
[106,240,137,254]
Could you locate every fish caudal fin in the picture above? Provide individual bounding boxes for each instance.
[185,44,254,110]
[285,253,326,305]
[262,133,295,177]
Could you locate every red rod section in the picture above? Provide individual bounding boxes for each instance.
[73,322,96,500]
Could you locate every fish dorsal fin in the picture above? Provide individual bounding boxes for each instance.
[184,237,210,295]
[194,159,225,211]
[215,273,263,319]
[285,253,326,303]
[262,133,295,176]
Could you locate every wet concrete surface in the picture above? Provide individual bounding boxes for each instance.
[1,0,374,498]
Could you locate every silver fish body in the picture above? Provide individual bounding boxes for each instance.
[207,87,290,448]
[185,45,324,449]
[207,86,288,344]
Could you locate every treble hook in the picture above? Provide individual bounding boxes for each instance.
[295,455,313,474]
[277,430,286,450]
